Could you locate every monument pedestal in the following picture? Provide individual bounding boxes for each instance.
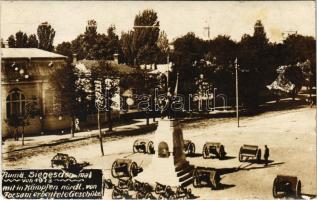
[136,119,194,187]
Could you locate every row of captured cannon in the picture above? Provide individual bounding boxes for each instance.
[133,138,263,162]
[104,158,221,199]
[104,177,195,199]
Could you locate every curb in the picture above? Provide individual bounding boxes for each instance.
[3,123,158,154]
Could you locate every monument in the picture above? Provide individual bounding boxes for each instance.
[136,73,194,187]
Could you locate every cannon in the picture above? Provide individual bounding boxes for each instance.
[103,179,114,190]
[117,178,134,190]
[193,167,220,189]
[155,182,171,194]
[184,140,196,155]
[111,159,143,178]
[51,153,77,169]
[176,186,194,199]
[132,179,153,192]
[157,185,176,199]
[134,181,155,199]
[133,139,155,154]
[202,142,226,159]
[112,186,131,199]
[272,175,301,198]
[238,145,261,162]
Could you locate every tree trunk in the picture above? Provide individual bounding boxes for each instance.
[98,110,104,156]
[146,110,149,125]
[71,116,75,137]
[108,109,112,132]
[22,125,24,146]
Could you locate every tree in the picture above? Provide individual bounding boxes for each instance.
[37,22,55,51]
[237,20,271,109]
[133,9,161,65]
[156,31,169,63]
[8,35,16,48]
[121,31,135,65]
[56,41,73,63]
[173,32,206,95]
[0,38,5,48]
[15,31,28,48]
[4,97,39,145]
[49,63,83,137]
[27,34,39,48]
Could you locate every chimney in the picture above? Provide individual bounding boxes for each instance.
[113,53,119,64]
[4,41,9,48]
[72,54,77,64]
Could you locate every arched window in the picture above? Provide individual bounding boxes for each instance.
[6,89,26,118]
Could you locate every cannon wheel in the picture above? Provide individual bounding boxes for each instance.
[193,169,199,188]
[111,160,119,178]
[136,191,145,199]
[169,194,177,199]
[145,192,155,200]
[69,156,77,165]
[158,194,164,199]
[188,142,196,155]
[155,184,161,194]
[111,189,118,199]
[272,177,278,198]
[129,162,138,177]
[256,149,262,162]
[127,179,134,190]
[238,147,244,162]
[133,140,139,153]
[147,141,155,154]
[295,180,301,198]
[202,145,209,159]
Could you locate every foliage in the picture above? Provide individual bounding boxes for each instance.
[15,31,28,48]
[27,34,39,48]
[37,22,55,51]
[8,35,16,47]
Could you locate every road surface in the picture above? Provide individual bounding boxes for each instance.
[3,107,316,199]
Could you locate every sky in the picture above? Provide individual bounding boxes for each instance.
[0,1,315,45]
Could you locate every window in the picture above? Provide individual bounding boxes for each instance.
[45,90,61,114]
[6,89,26,118]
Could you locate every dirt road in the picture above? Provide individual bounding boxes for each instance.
[3,107,316,199]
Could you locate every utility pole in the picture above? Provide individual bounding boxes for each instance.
[235,58,239,127]
[203,25,210,39]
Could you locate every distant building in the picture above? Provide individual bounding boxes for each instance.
[1,48,68,138]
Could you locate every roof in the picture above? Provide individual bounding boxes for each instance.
[75,59,137,74]
[1,48,67,59]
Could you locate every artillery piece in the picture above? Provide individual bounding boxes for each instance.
[112,186,131,199]
[272,175,301,198]
[202,142,226,159]
[133,180,155,199]
[133,139,155,154]
[193,167,220,189]
[103,179,114,190]
[238,144,261,162]
[111,159,143,178]
[156,184,176,199]
[183,140,196,155]
[51,153,77,169]
[117,178,134,190]
[175,186,194,199]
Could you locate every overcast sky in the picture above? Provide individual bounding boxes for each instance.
[1,1,315,45]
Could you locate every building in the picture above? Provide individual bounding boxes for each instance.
[1,48,69,138]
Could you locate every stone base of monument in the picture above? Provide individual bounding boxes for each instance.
[135,119,194,187]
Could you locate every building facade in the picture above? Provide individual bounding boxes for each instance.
[1,48,70,138]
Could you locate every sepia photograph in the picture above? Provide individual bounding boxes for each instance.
[1,1,316,199]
